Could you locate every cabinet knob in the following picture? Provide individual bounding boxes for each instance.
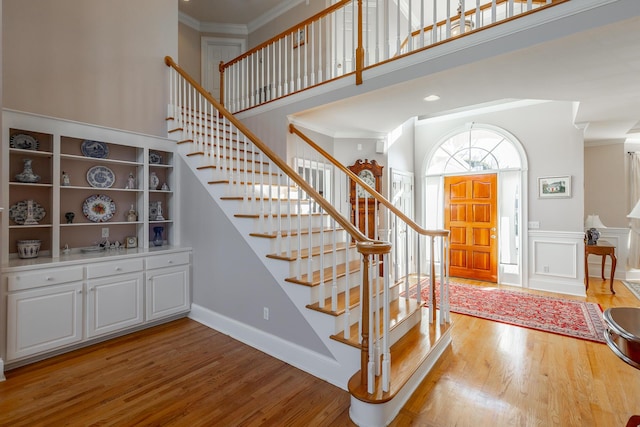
[115,267,122,271]
[168,260,173,264]
[46,276,53,281]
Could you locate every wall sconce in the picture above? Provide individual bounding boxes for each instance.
[585,214,606,245]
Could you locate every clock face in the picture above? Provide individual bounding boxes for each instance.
[357,170,375,198]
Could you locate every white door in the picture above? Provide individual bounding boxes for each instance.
[390,169,414,281]
[201,37,246,100]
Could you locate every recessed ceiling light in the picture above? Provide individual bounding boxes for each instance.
[424,94,440,102]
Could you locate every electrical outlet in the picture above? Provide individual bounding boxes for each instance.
[101,227,109,238]
[263,307,269,320]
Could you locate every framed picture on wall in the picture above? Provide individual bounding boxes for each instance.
[538,175,571,198]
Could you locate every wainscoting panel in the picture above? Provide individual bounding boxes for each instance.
[528,230,585,296]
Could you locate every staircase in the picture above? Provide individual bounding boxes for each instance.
[165,57,452,427]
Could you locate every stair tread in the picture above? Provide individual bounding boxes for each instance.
[330,297,421,347]
[235,212,327,219]
[285,259,363,287]
[347,309,452,404]
[307,277,404,316]
[267,241,354,261]
[250,226,342,239]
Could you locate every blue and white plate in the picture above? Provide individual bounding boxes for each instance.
[83,194,116,222]
[86,165,115,188]
[81,140,109,158]
[10,133,39,150]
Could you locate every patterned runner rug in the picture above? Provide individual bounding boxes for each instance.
[622,280,640,301]
[409,280,607,343]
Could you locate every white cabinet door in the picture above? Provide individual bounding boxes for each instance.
[146,265,190,321]
[86,272,144,338]
[7,282,83,361]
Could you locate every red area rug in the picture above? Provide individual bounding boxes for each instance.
[410,280,607,343]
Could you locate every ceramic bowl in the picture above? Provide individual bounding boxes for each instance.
[17,239,42,259]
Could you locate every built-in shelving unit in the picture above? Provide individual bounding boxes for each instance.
[1,110,191,372]
[1,109,181,265]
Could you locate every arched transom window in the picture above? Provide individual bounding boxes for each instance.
[427,126,522,175]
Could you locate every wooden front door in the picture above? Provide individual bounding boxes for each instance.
[444,174,498,282]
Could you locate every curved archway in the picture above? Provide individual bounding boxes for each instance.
[423,123,528,286]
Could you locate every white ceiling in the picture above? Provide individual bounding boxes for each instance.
[180,0,640,143]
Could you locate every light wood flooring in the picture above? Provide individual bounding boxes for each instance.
[1,278,639,426]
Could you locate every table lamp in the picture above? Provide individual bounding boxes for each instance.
[585,214,606,245]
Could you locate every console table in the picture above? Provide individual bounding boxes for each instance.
[584,240,616,294]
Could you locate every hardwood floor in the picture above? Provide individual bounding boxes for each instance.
[1,279,639,426]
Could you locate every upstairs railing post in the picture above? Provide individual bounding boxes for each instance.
[356,0,364,85]
[219,61,225,108]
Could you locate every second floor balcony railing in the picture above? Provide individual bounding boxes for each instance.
[219,0,563,113]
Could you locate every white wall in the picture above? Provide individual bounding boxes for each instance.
[415,101,584,232]
[3,0,177,137]
[585,142,627,227]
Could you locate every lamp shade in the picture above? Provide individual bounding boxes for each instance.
[585,214,606,229]
[628,200,640,219]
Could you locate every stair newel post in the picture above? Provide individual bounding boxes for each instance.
[356,240,392,394]
[356,0,364,85]
[416,232,421,306]
[286,174,293,259]
[276,169,284,254]
[259,152,266,233]
[243,135,249,206]
[381,250,391,392]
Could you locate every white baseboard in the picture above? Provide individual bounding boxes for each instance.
[188,304,351,390]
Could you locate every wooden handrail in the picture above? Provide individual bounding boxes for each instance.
[165,56,374,246]
[289,123,449,239]
[221,0,352,70]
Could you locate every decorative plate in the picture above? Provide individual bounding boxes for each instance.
[149,152,163,164]
[83,194,116,222]
[9,200,47,225]
[86,165,115,188]
[81,140,109,158]
[10,134,39,150]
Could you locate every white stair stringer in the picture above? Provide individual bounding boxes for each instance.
[176,137,362,390]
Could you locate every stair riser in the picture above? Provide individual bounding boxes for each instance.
[284,246,360,277]
[308,274,361,303]
[267,230,349,253]
[248,214,330,233]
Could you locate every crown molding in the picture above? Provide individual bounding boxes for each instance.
[179,11,248,36]
[179,0,308,36]
[248,0,308,33]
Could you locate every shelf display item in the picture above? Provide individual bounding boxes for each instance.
[9,199,46,225]
[149,201,165,221]
[10,133,39,150]
[127,205,138,222]
[149,152,163,164]
[61,171,71,186]
[125,236,138,248]
[152,226,164,246]
[82,194,116,222]
[81,140,109,158]
[16,239,42,259]
[125,172,136,189]
[15,158,41,183]
[86,165,116,188]
[149,171,160,190]
[161,182,170,191]
[65,212,75,224]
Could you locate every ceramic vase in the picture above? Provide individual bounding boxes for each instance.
[149,171,160,190]
[15,158,41,183]
[152,226,164,247]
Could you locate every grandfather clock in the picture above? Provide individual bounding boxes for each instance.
[348,159,383,239]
